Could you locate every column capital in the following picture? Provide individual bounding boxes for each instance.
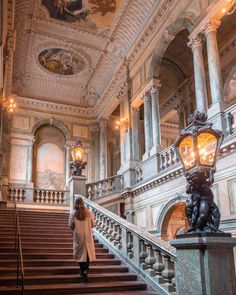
[187,34,204,49]
[28,138,35,146]
[204,19,221,35]
[149,82,162,94]
[141,90,151,102]
[131,106,140,114]
[89,122,99,132]
[99,118,109,128]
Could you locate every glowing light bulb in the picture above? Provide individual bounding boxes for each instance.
[10,99,13,103]
[222,7,227,13]
[191,151,195,157]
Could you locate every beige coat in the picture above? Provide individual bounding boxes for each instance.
[69,209,96,262]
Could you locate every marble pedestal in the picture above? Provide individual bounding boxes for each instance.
[171,233,236,295]
[69,175,87,210]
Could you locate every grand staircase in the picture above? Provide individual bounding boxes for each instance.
[0,209,157,295]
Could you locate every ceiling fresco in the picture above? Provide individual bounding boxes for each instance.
[42,0,120,29]
[38,48,86,75]
[12,0,159,108]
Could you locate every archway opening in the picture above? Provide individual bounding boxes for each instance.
[33,125,66,190]
[161,202,188,241]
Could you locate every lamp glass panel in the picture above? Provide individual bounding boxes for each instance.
[197,132,217,166]
[178,135,195,170]
[74,146,84,161]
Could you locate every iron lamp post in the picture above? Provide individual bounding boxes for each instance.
[70,140,87,176]
[174,112,223,233]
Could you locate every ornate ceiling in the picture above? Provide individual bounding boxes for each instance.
[12,0,159,108]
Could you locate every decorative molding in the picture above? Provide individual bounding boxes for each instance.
[16,96,95,118]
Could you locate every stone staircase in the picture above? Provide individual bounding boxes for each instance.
[0,209,158,295]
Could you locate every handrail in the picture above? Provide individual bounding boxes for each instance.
[14,202,25,295]
[81,195,176,259]
[80,195,176,295]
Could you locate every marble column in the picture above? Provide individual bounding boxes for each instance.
[89,123,100,182]
[65,144,71,188]
[131,107,141,161]
[26,138,34,183]
[142,91,152,155]
[99,119,108,180]
[188,34,208,113]
[150,82,162,149]
[204,20,223,105]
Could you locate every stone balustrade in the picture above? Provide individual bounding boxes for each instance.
[135,164,143,183]
[86,175,124,200]
[81,195,176,294]
[8,187,25,202]
[159,145,180,172]
[225,103,236,136]
[34,189,69,204]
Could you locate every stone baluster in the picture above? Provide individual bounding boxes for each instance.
[160,155,164,171]
[58,191,62,204]
[145,244,156,276]
[225,113,234,135]
[114,224,122,250]
[165,152,170,168]
[169,148,175,165]
[188,34,208,112]
[98,182,103,198]
[35,190,40,203]
[139,240,148,270]
[153,249,165,284]
[18,189,23,202]
[108,221,115,243]
[49,191,54,204]
[45,190,49,203]
[127,232,134,259]
[105,218,110,239]
[161,254,176,292]
[87,185,92,200]
[9,188,14,201]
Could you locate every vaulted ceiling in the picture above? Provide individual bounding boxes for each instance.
[12,0,159,108]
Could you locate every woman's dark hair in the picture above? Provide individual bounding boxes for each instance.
[74,197,89,220]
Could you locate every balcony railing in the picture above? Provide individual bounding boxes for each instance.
[8,187,69,205]
[86,175,124,200]
[82,195,176,295]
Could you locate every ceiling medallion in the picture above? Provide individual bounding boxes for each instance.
[38,48,85,75]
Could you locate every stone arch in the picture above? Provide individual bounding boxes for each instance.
[156,195,187,240]
[31,119,71,141]
[148,16,195,80]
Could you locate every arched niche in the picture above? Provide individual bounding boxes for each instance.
[33,125,66,190]
[31,119,71,141]
[157,196,188,241]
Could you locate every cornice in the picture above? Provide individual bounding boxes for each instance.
[16,96,96,118]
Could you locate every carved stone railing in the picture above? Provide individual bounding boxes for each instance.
[224,103,236,136]
[159,145,180,172]
[8,187,26,202]
[86,175,124,200]
[34,189,69,205]
[7,186,69,205]
[135,163,143,183]
[81,195,176,295]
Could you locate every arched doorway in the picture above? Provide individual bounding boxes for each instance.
[33,125,66,190]
[160,202,188,241]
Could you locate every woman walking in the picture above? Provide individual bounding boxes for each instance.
[69,197,96,282]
